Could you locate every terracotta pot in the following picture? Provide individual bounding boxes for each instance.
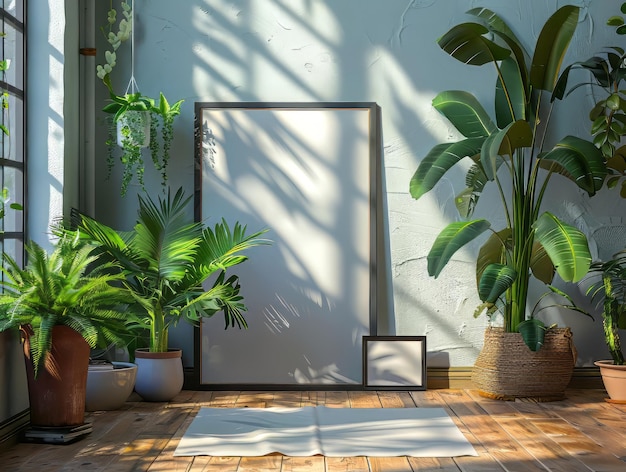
[134,348,184,402]
[594,360,626,402]
[23,325,90,427]
[472,326,576,401]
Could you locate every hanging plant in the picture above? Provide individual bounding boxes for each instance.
[96,0,184,196]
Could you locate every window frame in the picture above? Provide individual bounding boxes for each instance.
[0,2,26,268]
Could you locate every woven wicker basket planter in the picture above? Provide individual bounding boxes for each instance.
[472,326,576,401]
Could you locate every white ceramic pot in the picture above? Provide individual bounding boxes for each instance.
[134,349,184,402]
[86,361,137,411]
[116,110,151,148]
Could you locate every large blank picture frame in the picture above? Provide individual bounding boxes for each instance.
[363,336,427,390]
[194,102,380,388]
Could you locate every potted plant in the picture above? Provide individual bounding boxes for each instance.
[0,231,133,428]
[97,0,184,196]
[563,48,626,196]
[75,187,269,401]
[586,250,626,402]
[409,6,607,400]
[562,2,626,197]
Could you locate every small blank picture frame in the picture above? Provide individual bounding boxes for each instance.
[363,336,427,390]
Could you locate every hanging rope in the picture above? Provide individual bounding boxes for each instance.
[124,0,139,95]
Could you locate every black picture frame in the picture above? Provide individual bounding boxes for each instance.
[363,336,427,390]
[192,102,381,389]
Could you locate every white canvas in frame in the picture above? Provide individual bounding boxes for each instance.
[363,336,427,389]
[195,103,378,386]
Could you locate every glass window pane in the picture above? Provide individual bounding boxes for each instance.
[1,25,24,90]
[0,238,23,278]
[2,2,23,22]
[0,166,23,233]
[1,94,23,162]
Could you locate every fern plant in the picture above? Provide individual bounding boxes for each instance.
[0,231,134,376]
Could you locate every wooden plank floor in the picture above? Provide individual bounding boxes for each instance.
[0,388,625,471]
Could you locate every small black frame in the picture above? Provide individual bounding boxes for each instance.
[362,336,427,390]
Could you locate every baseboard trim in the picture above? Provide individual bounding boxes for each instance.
[426,366,604,390]
[185,366,604,391]
[0,409,30,453]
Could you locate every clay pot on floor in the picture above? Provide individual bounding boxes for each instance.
[594,360,626,403]
[23,325,90,427]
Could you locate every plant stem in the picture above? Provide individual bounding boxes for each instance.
[151,303,168,352]
[603,275,625,364]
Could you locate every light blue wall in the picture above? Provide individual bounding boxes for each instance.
[92,0,626,369]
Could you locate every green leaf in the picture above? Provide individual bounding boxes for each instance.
[159,92,170,115]
[427,219,491,278]
[477,263,517,303]
[533,212,591,283]
[410,138,485,200]
[438,22,510,66]
[495,57,527,126]
[540,135,607,196]
[466,8,519,42]
[530,241,555,284]
[481,120,533,180]
[476,228,511,286]
[455,162,488,218]
[530,5,580,92]
[517,319,546,351]
[608,16,625,27]
[607,93,621,111]
[102,102,123,114]
[433,91,497,138]
[465,9,530,126]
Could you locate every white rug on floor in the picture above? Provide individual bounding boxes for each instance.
[174,406,478,457]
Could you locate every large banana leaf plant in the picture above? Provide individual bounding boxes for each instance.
[75,187,270,353]
[410,6,607,339]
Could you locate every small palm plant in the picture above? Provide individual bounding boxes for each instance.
[0,232,133,376]
[76,187,269,353]
[409,6,606,345]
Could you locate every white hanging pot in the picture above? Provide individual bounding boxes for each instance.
[116,110,151,148]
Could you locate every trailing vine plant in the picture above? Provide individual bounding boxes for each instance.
[96,0,183,196]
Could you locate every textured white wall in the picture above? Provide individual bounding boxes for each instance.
[94,0,626,368]
[27,0,68,247]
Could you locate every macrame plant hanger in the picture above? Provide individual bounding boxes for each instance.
[117,0,150,148]
[125,0,140,98]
